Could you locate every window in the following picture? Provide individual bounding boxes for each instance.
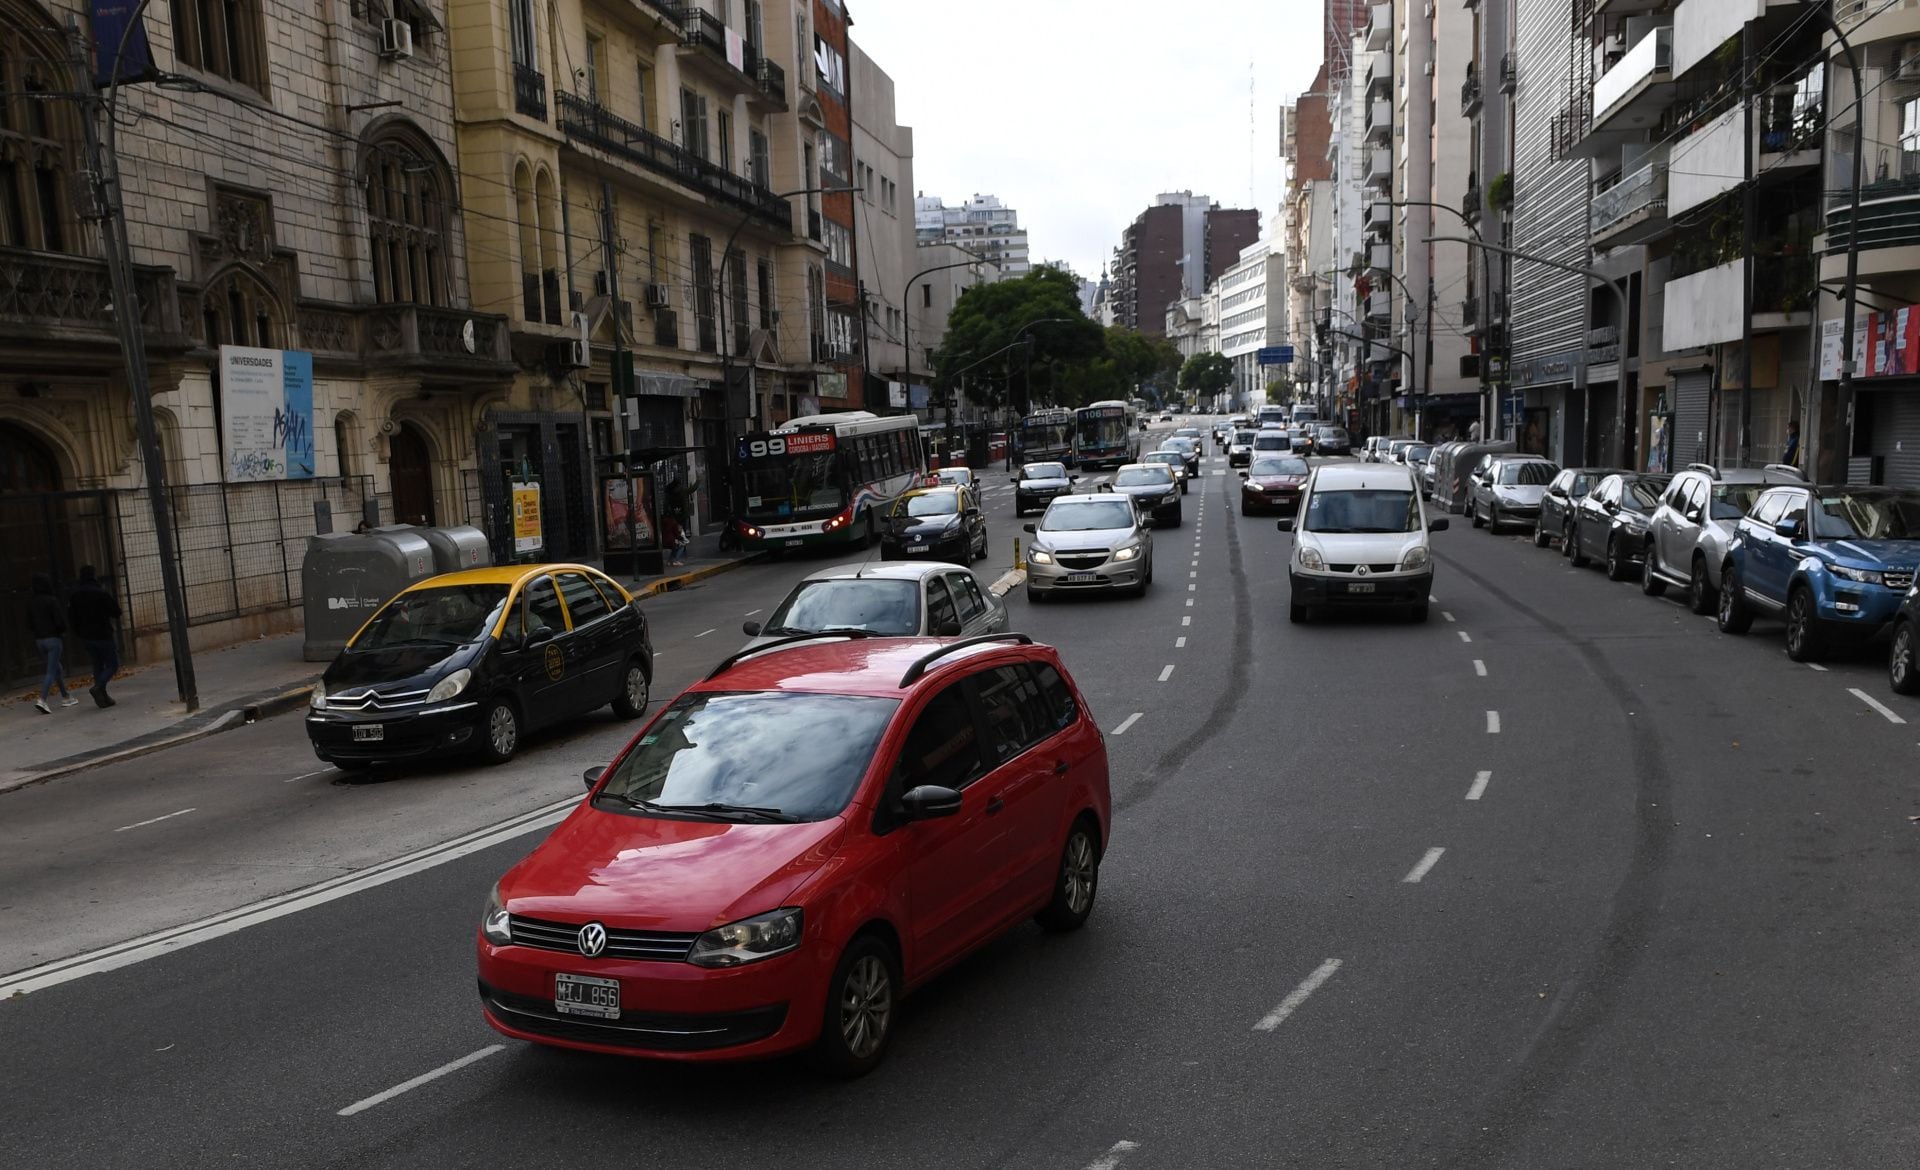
[1903,97,1920,178]
[1031,662,1079,732]
[520,576,567,635]
[820,131,849,181]
[727,245,749,355]
[556,572,612,624]
[690,233,716,349]
[680,86,709,159]
[926,577,959,632]
[717,108,733,173]
[1777,493,1809,533]
[1750,491,1789,527]
[947,572,985,623]
[757,259,774,329]
[746,0,764,52]
[894,682,985,792]
[584,32,605,101]
[824,219,852,268]
[0,40,75,253]
[635,60,654,130]
[922,283,932,309]
[975,665,1053,763]
[170,0,265,90]
[509,0,536,67]
[749,130,770,187]
[813,34,845,94]
[363,131,451,306]
[201,267,281,348]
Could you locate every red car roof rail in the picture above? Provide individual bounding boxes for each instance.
[897,634,1034,688]
[705,630,874,680]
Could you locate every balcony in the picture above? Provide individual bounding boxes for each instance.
[1364,1,1392,50]
[295,303,515,373]
[513,64,547,121]
[1363,147,1392,184]
[1590,160,1669,246]
[1664,253,1812,349]
[1365,52,1392,97]
[754,56,787,108]
[1592,27,1672,134]
[1462,295,1479,329]
[1366,99,1391,144]
[1500,53,1516,93]
[1366,289,1392,319]
[1462,183,1483,222]
[0,250,186,349]
[1461,67,1482,116]
[1822,164,1920,280]
[1366,201,1392,235]
[1368,241,1392,272]
[555,92,792,231]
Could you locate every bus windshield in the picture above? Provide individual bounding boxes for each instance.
[740,451,843,517]
[1078,411,1130,451]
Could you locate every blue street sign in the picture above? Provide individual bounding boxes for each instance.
[1256,345,1295,366]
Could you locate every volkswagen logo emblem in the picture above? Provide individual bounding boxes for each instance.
[577,922,608,958]
[1356,564,1371,576]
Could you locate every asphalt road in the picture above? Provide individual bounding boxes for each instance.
[5,424,1920,1169]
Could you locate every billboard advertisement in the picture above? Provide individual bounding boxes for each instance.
[219,346,315,482]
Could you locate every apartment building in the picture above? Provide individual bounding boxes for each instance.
[1110,192,1260,339]
[850,41,917,406]
[1214,239,1287,407]
[914,194,1031,277]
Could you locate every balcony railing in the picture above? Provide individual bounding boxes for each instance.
[555,92,792,230]
[1591,162,1667,239]
[1837,0,1917,27]
[754,57,787,107]
[1824,169,1920,255]
[1593,27,1672,126]
[1462,295,1479,328]
[513,64,547,120]
[1500,54,1516,93]
[807,208,822,241]
[295,303,513,368]
[1760,91,1823,155]
[1462,67,1482,116]
[1462,184,1483,221]
[0,249,184,345]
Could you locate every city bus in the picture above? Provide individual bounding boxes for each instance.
[1073,400,1139,469]
[732,411,925,551]
[1017,408,1077,465]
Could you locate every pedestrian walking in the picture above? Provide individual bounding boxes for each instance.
[28,573,77,714]
[67,565,122,708]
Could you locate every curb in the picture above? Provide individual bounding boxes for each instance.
[988,569,1027,597]
[633,552,768,600]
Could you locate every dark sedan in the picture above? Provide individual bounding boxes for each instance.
[1536,466,1622,549]
[1106,463,1183,526]
[881,486,988,565]
[1567,472,1671,580]
[1159,437,1201,477]
[1239,453,1310,515]
[1013,461,1077,516]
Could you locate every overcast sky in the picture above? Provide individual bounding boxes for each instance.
[849,0,1325,284]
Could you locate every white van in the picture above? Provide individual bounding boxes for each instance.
[1278,462,1449,623]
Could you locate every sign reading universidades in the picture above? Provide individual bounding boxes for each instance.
[219,345,315,482]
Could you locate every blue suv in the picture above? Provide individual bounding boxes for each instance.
[1717,484,1920,661]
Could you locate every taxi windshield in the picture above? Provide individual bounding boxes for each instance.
[765,578,922,636]
[352,584,510,650]
[901,492,960,518]
[599,691,899,821]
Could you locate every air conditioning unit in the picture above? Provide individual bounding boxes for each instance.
[1896,42,1920,82]
[644,282,671,308]
[551,338,590,369]
[379,19,413,60]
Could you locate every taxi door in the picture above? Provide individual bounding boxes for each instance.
[509,575,575,727]
[553,571,624,708]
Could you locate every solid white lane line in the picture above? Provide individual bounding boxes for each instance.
[1486,710,1501,734]
[1458,631,1473,643]
[1473,659,1487,677]
[1253,958,1343,1032]
[1403,847,1446,883]
[695,628,715,638]
[1176,636,1187,648]
[1083,1140,1142,1170]
[1110,712,1144,736]
[1158,665,1175,682]
[1182,616,1191,626]
[338,1046,504,1117]
[114,808,196,833]
[1807,663,1829,672]
[1850,688,1907,725]
[1442,611,1456,623]
[286,768,335,783]
[1467,770,1491,801]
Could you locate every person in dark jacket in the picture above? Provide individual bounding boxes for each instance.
[68,565,122,708]
[28,573,76,714]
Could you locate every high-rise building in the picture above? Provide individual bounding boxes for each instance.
[1109,193,1261,338]
[913,194,1031,278]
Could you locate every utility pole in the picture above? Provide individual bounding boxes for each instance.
[601,183,642,580]
[69,15,198,711]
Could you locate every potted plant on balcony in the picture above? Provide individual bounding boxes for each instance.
[1487,171,1513,214]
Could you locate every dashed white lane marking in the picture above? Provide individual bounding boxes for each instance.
[114,808,196,832]
[1467,770,1491,801]
[286,767,334,783]
[1253,958,1343,1032]
[1110,712,1144,736]
[1442,611,1456,622]
[1473,659,1487,677]
[1176,636,1187,648]
[1182,616,1191,626]
[1850,688,1907,725]
[1190,571,1198,578]
[1807,663,1829,672]
[1486,710,1501,734]
[1186,599,1194,607]
[695,628,715,638]
[1429,593,1438,603]
[1403,847,1446,883]
[1188,584,1196,592]
[743,608,761,616]
[1083,1140,1143,1170]
[338,1045,505,1117]
[1158,665,1175,682]
[1458,631,1473,643]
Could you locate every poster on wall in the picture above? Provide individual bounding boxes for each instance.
[512,482,544,554]
[219,345,315,481]
[600,472,659,551]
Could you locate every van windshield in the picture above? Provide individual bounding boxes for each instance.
[1303,489,1420,534]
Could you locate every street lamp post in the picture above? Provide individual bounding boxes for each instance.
[900,255,987,458]
[1387,198,1489,441]
[1797,2,1863,481]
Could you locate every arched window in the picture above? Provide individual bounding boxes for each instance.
[362,129,452,306]
[0,22,77,253]
[201,266,282,348]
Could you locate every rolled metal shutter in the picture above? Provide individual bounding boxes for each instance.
[1868,389,1920,487]
[1673,370,1712,467]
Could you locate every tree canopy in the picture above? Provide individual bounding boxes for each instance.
[1177,352,1234,399]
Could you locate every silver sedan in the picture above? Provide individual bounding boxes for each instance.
[741,562,1008,650]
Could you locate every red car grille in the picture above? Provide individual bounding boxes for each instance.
[507,914,697,962]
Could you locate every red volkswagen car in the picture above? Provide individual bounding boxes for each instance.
[1239,452,1311,515]
[477,633,1111,1076]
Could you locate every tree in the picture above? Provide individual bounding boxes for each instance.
[933,267,1106,412]
[1178,352,1234,400]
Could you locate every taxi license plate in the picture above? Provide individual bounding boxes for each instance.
[352,724,384,742]
[784,538,804,548]
[555,973,620,1019]
[1065,572,1099,583]
[1347,582,1376,594]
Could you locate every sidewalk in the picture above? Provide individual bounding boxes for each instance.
[1,540,762,794]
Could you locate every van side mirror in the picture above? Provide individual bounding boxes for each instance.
[1024,523,1037,534]
[742,620,762,636]
[1276,519,1294,533]
[1429,517,1450,532]
[582,765,605,790]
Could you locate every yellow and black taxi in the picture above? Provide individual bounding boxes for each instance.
[306,564,654,768]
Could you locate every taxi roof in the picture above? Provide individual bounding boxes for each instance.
[701,635,1039,698]
[401,563,611,590]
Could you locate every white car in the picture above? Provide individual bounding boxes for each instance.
[1279,462,1448,623]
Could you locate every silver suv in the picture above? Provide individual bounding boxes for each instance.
[1023,493,1154,601]
[1642,461,1806,612]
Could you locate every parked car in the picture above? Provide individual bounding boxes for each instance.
[1533,467,1618,549]
[306,564,653,769]
[1469,455,1560,532]
[478,632,1110,1074]
[1415,442,1452,497]
[1567,472,1672,580]
[1106,463,1183,527]
[1279,462,1447,623]
[1402,442,1434,484]
[880,485,988,565]
[1141,450,1190,493]
[1239,453,1311,515]
[1429,440,1515,515]
[1024,494,1154,601]
[1227,428,1259,467]
[741,562,1008,649]
[1364,436,1412,463]
[1313,425,1353,457]
[1641,462,1806,612]
[1718,484,1920,661]
[1159,436,1201,476]
[1012,461,1076,516]
[1385,438,1420,464]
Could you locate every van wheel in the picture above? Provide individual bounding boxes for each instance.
[810,934,899,1078]
[1410,602,1431,623]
